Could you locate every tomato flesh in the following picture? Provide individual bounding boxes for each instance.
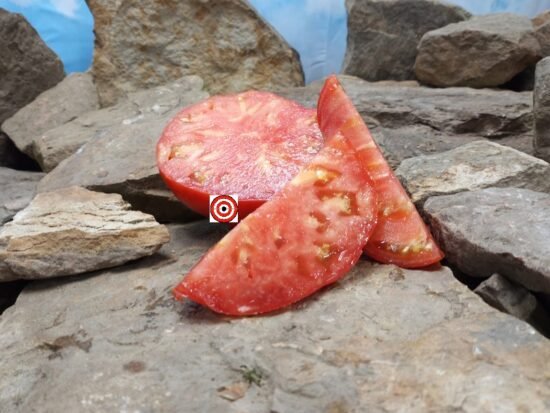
[157,91,323,217]
[317,75,444,268]
[173,134,378,315]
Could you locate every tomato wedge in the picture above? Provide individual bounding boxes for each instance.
[157,91,323,217]
[173,134,378,315]
[317,75,444,268]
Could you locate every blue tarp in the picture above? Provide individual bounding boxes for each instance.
[1,0,549,80]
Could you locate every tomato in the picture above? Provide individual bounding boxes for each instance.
[157,91,324,217]
[317,75,444,268]
[173,134,378,315]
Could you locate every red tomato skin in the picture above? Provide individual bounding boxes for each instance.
[317,75,444,269]
[173,134,378,316]
[158,167,263,218]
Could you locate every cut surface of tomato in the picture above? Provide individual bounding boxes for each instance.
[173,134,378,316]
[157,91,323,217]
[317,75,444,268]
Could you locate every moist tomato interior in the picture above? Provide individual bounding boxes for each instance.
[157,91,324,217]
[173,134,378,316]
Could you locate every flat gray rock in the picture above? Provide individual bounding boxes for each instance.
[0,187,170,282]
[425,188,550,294]
[36,77,207,222]
[279,75,532,138]
[534,57,550,162]
[343,0,470,81]
[416,14,541,87]
[0,8,65,124]
[396,141,550,205]
[32,75,207,173]
[475,273,550,335]
[0,222,548,412]
[278,75,533,165]
[2,73,99,162]
[0,167,44,225]
[87,0,304,106]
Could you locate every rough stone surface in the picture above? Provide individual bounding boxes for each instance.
[533,10,550,28]
[535,21,550,57]
[33,76,206,173]
[0,187,170,282]
[425,188,550,294]
[0,167,44,225]
[396,141,550,205]
[534,57,550,162]
[415,14,541,87]
[0,222,548,412]
[475,274,550,335]
[35,77,206,223]
[87,0,303,106]
[343,0,470,81]
[1,73,99,161]
[0,8,65,124]
[279,75,534,164]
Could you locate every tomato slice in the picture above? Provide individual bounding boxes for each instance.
[157,91,324,217]
[317,75,444,268]
[173,133,378,315]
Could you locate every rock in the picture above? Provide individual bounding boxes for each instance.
[425,188,550,294]
[396,141,550,205]
[1,73,99,160]
[343,0,470,81]
[532,10,550,28]
[33,76,207,173]
[279,75,534,164]
[87,0,303,107]
[0,132,40,170]
[0,167,44,225]
[0,222,548,412]
[534,57,550,162]
[0,187,170,282]
[36,77,207,222]
[533,10,550,57]
[281,75,533,138]
[0,8,65,124]
[415,14,541,87]
[475,274,550,335]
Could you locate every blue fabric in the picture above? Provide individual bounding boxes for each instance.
[1,0,549,81]
[0,0,93,73]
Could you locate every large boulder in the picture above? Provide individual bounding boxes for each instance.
[343,0,470,81]
[415,14,541,87]
[0,8,65,124]
[87,0,304,106]
[534,57,550,162]
[396,141,550,205]
[0,222,548,412]
[0,167,44,225]
[424,188,550,294]
[37,76,207,222]
[1,73,99,160]
[0,187,170,282]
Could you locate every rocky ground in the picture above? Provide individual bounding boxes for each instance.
[1,1,549,412]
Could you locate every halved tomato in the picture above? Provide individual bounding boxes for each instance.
[317,75,444,268]
[173,133,378,315]
[157,91,324,217]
